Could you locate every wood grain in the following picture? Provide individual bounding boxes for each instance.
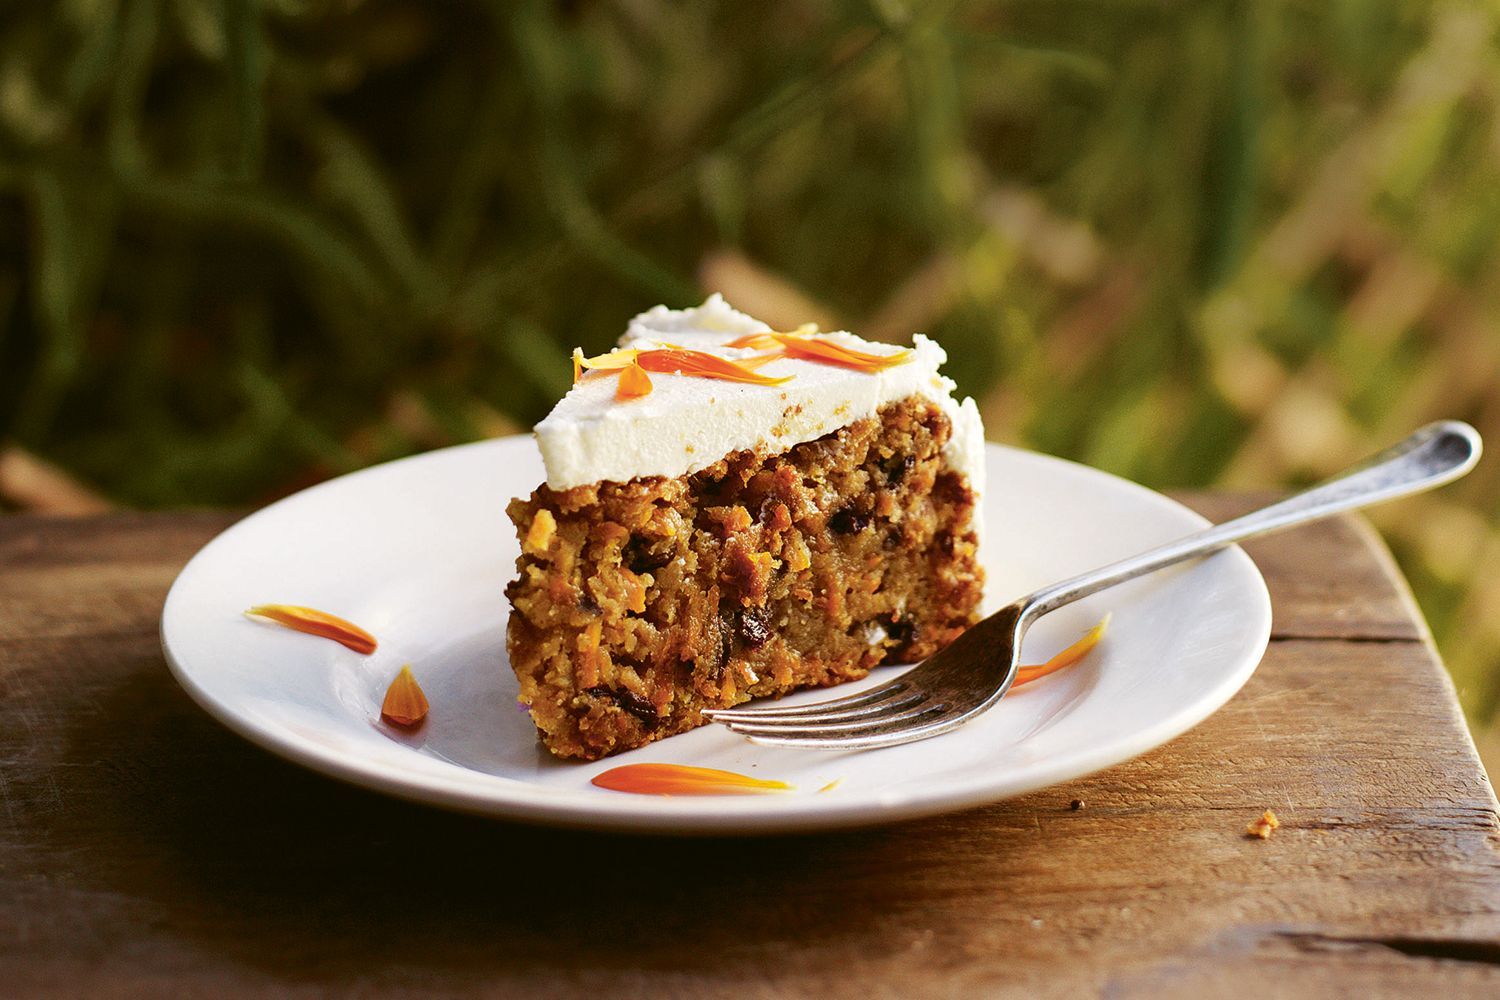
[0,503,1496,998]
[1180,492,1429,642]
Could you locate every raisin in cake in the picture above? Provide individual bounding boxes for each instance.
[505,295,985,760]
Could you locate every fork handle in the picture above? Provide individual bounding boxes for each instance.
[1024,421,1482,620]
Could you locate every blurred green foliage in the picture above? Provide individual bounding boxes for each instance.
[3,1,1499,760]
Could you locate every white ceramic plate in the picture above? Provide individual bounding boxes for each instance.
[161,437,1270,834]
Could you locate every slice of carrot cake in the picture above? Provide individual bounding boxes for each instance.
[505,295,985,760]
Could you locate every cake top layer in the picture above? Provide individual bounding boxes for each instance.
[533,295,985,492]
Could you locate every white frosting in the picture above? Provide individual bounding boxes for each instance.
[533,296,986,508]
[624,294,771,342]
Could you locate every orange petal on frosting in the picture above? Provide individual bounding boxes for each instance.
[636,348,792,386]
[244,605,377,654]
[772,333,912,371]
[381,664,429,727]
[577,347,642,372]
[1014,614,1110,688]
[616,361,653,399]
[725,323,820,350]
[591,763,792,796]
[726,329,911,370]
[723,332,783,350]
[736,351,789,371]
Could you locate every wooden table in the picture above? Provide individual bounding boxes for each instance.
[2,498,1498,997]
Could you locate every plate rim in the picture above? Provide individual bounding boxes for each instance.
[161,436,1271,835]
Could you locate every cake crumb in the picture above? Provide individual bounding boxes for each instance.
[1246,809,1280,839]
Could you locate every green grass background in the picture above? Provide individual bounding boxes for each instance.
[3,1,1498,763]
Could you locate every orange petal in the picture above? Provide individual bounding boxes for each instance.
[772,333,912,371]
[635,348,792,386]
[736,351,789,371]
[616,361,653,399]
[381,665,429,727]
[572,348,584,383]
[244,605,377,654]
[652,340,785,371]
[577,347,642,371]
[1013,614,1109,688]
[723,332,783,350]
[591,763,791,796]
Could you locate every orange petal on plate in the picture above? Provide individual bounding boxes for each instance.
[1014,614,1110,688]
[381,665,429,727]
[244,604,377,654]
[772,333,912,371]
[616,361,654,399]
[591,763,792,796]
[636,348,792,386]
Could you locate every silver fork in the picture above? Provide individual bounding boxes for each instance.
[702,420,1482,751]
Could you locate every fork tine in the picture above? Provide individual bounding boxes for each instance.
[702,680,909,722]
[720,700,944,738]
[709,690,927,729]
[704,604,1025,747]
[740,711,974,750]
